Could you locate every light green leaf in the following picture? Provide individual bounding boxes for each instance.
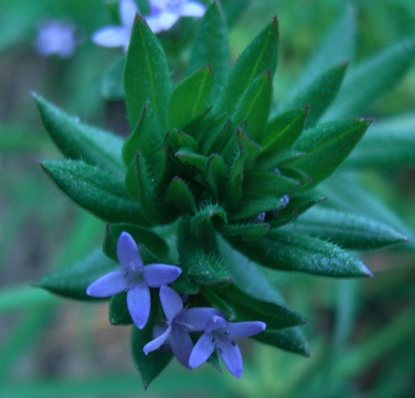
[101,56,125,100]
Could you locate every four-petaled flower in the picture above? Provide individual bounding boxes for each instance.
[92,0,139,51]
[86,232,181,329]
[143,286,222,367]
[146,0,206,33]
[189,315,266,378]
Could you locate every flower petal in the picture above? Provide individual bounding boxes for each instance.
[143,264,181,287]
[146,12,179,33]
[178,308,224,331]
[117,232,143,272]
[217,337,243,378]
[181,2,205,17]
[143,324,172,354]
[127,283,150,329]
[226,321,266,338]
[92,27,129,48]
[86,270,127,297]
[120,0,139,29]
[160,286,183,320]
[204,315,227,333]
[170,324,194,368]
[188,332,215,368]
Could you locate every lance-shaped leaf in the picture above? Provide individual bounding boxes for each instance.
[122,103,163,166]
[281,62,348,128]
[124,15,171,130]
[216,285,306,330]
[232,71,272,142]
[261,107,307,154]
[103,224,169,262]
[205,153,228,197]
[221,0,253,27]
[288,208,407,250]
[131,292,173,389]
[167,66,214,130]
[344,114,415,167]
[291,119,371,189]
[164,129,198,153]
[203,118,233,156]
[190,204,228,236]
[325,36,415,119]
[109,292,132,325]
[224,153,244,208]
[216,16,279,116]
[188,0,229,90]
[175,147,208,170]
[218,221,270,241]
[253,326,310,357]
[178,219,230,285]
[292,5,356,93]
[36,248,118,300]
[34,94,124,175]
[236,128,262,171]
[101,56,125,100]
[229,230,373,277]
[40,159,148,225]
[243,170,300,197]
[164,176,197,215]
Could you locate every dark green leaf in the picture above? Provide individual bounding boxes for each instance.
[232,71,272,142]
[325,36,415,119]
[216,17,279,116]
[282,62,348,128]
[102,223,169,262]
[34,94,124,175]
[219,221,270,241]
[205,153,228,197]
[40,159,148,225]
[36,248,118,300]
[221,0,253,27]
[188,0,230,90]
[101,56,125,100]
[229,230,373,277]
[164,177,197,215]
[224,154,244,207]
[167,66,214,130]
[190,204,228,236]
[291,119,371,188]
[109,292,132,325]
[236,128,262,171]
[253,326,310,357]
[243,171,300,197]
[229,195,286,222]
[124,16,171,129]
[178,219,230,285]
[175,147,208,170]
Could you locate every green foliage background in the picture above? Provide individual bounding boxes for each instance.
[1,0,415,396]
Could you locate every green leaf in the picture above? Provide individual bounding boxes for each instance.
[178,219,230,285]
[122,103,163,166]
[288,208,407,250]
[175,147,209,170]
[187,0,230,90]
[101,56,125,100]
[217,285,306,330]
[236,128,262,171]
[345,115,415,167]
[216,16,279,116]
[190,204,228,236]
[218,221,270,241]
[232,71,272,142]
[167,66,214,130]
[36,248,118,300]
[325,36,415,119]
[229,230,373,277]
[253,327,310,357]
[40,159,148,225]
[34,94,124,175]
[124,15,171,129]
[221,0,253,27]
[224,154,244,207]
[229,195,287,222]
[243,171,300,197]
[164,177,197,215]
[291,5,356,93]
[291,119,371,188]
[205,153,228,197]
[261,107,307,154]
[109,292,132,325]
[102,223,169,262]
[131,292,173,389]
[282,62,348,128]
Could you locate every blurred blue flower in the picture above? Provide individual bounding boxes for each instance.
[189,315,266,378]
[86,232,181,329]
[92,0,206,51]
[143,286,222,367]
[35,20,78,58]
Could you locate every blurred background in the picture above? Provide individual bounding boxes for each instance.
[1,0,415,396]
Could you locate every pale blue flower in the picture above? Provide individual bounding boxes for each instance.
[35,20,77,58]
[146,0,206,33]
[143,286,222,367]
[86,232,181,329]
[92,0,139,51]
[189,315,266,378]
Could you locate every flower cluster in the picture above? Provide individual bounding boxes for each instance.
[87,232,266,377]
[93,0,205,51]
